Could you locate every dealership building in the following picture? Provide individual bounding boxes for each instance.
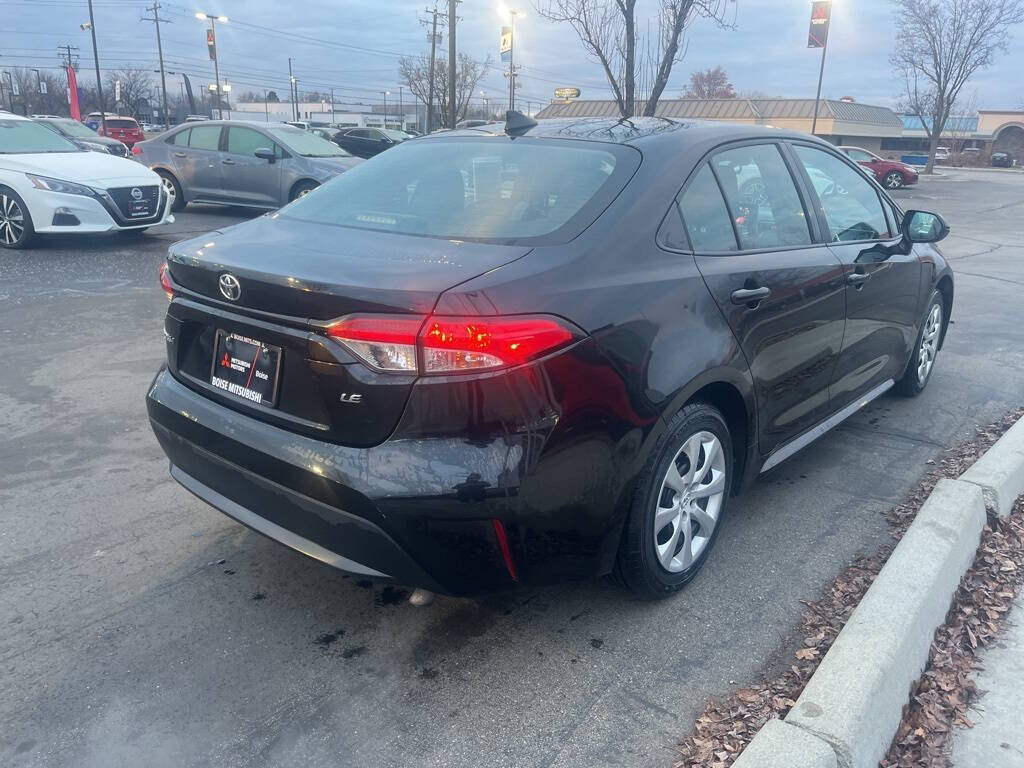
[534,98,1024,158]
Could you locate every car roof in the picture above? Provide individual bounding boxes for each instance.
[0,112,31,121]
[422,116,829,148]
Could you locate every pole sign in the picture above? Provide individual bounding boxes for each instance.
[207,28,217,61]
[115,79,121,103]
[500,26,512,63]
[554,87,580,100]
[807,1,831,48]
[12,81,19,97]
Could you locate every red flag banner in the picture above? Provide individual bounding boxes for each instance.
[67,66,81,121]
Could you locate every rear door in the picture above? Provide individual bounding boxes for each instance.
[790,143,922,409]
[178,124,224,201]
[685,142,847,455]
[221,126,281,207]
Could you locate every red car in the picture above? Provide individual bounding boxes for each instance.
[838,146,919,189]
[97,116,145,147]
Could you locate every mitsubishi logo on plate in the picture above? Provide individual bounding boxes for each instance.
[130,187,143,201]
[218,273,242,301]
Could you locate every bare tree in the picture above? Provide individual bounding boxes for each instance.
[400,52,490,127]
[5,67,69,116]
[534,0,735,117]
[103,67,154,116]
[682,65,736,98]
[891,0,1024,173]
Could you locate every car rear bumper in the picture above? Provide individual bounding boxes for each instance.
[146,366,576,595]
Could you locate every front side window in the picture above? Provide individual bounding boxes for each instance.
[227,126,272,156]
[794,145,892,242]
[265,126,349,157]
[711,143,812,249]
[678,164,738,252]
[188,125,221,151]
[282,137,635,244]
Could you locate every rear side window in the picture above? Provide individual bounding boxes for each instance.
[794,145,892,242]
[188,125,221,151]
[711,144,812,249]
[168,128,190,146]
[678,164,738,252]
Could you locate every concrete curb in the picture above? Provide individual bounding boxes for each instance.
[731,415,1024,768]
[960,416,1024,518]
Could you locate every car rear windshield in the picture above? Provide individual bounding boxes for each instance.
[0,119,80,153]
[265,126,349,157]
[107,119,140,129]
[281,137,638,244]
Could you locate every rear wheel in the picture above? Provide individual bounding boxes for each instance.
[0,187,35,250]
[884,170,905,189]
[289,180,319,202]
[614,402,733,599]
[156,170,185,212]
[895,291,944,396]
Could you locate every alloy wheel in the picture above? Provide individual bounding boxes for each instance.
[0,193,25,246]
[885,172,904,189]
[917,302,942,385]
[653,431,727,573]
[160,175,177,203]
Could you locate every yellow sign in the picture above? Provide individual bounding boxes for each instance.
[554,87,581,99]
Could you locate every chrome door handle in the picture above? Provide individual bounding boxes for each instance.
[222,158,236,165]
[173,152,186,157]
[847,272,871,286]
[731,286,771,304]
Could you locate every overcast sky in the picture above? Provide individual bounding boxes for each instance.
[4,0,1023,112]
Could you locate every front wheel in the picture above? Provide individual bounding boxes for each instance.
[614,403,733,599]
[884,171,905,189]
[156,170,185,212]
[895,291,944,396]
[0,186,35,249]
[289,180,319,202]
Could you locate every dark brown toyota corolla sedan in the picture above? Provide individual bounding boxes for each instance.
[147,114,953,598]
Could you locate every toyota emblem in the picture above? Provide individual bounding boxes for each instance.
[130,187,143,201]
[218,273,242,301]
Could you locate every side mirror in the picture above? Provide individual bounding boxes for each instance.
[254,147,276,163]
[902,210,949,244]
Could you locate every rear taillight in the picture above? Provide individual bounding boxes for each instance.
[327,314,581,375]
[131,145,142,156]
[158,261,174,300]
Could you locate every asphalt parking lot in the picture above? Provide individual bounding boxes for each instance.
[2,169,1023,768]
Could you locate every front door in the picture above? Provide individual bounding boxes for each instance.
[791,144,922,408]
[221,126,281,208]
[682,143,847,455]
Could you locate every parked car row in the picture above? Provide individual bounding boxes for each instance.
[0,112,172,249]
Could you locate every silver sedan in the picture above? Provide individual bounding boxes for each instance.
[132,121,362,211]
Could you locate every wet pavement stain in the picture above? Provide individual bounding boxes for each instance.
[375,586,409,606]
[341,645,367,659]
[251,592,266,601]
[314,629,346,647]
[590,638,604,649]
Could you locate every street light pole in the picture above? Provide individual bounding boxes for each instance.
[382,90,389,128]
[288,57,296,121]
[507,10,524,112]
[330,86,335,124]
[85,1,107,137]
[196,12,227,119]
[810,0,832,136]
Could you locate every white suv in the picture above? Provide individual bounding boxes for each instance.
[0,112,173,249]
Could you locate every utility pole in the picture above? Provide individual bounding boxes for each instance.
[448,0,457,128]
[330,86,335,124]
[263,88,269,121]
[86,0,107,137]
[142,2,172,130]
[420,5,445,133]
[288,57,296,121]
[2,72,14,112]
[399,86,403,131]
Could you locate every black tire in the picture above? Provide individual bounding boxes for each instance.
[0,186,36,250]
[884,170,905,190]
[289,180,319,202]
[613,402,734,599]
[156,170,185,212]
[894,290,944,397]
